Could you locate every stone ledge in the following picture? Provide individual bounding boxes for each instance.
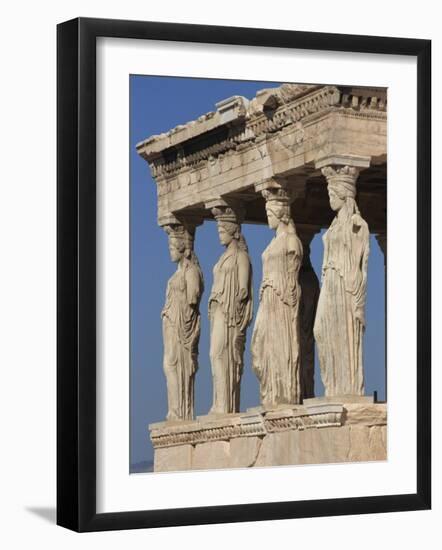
[149,402,387,472]
[303,395,375,404]
[149,412,265,449]
[149,401,387,449]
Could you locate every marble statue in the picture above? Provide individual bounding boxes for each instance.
[314,165,370,396]
[251,188,303,407]
[161,224,204,420]
[208,205,253,414]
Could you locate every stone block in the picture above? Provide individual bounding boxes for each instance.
[192,440,230,471]
[303,395,374,405]
[229,436,263,468]
[294,426,349,464]
[344,403,387,426]
[154,444,192,472]
[254,431,293,467]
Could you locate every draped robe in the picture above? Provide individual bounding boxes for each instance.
[162,259,203,420]
[209,245,253,413]
[313,212,369,396]
[251,230,303,407]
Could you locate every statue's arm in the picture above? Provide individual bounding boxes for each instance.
[237,251,251,301]
[350,220,370,325]
[287,232,302,255]
[320,231,328,282]
[185,265,202,307]
[359,225,370,302]
[284,234,302,306]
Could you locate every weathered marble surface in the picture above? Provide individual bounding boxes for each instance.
[136,85,387,229]
[208,203,253,414]
[314,165,370,396]
[149,401,387,472]
[251,187,303,407]
[161,224,204,420]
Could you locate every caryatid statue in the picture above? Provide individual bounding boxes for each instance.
[208,203,253,415]
[251,187,304,407]
[313,165,370,396]
[161,223,204,421]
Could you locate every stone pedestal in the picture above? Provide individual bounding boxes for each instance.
[149,400,387,472]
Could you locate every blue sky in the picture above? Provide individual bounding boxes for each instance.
[130,75,386,471]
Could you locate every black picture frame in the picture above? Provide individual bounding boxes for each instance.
[57,17,431,532]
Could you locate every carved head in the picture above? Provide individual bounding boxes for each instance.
[322,166,358,213]
[328,188,346,212]
[168,238,185,262]
[164,225,187,263]
[212,205,243,247]
[217,221,240,246]
[262,188,293,229]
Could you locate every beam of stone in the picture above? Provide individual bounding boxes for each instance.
[206,199,253,414]
[161,217,204,421]
[136,85,387,226]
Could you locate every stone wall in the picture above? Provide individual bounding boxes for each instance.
[149,399,387,472]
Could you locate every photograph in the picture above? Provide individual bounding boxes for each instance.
[132,76,387,474]
[0,0,435,545]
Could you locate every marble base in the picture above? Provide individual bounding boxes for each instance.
[302,395,376,405]
[148,401,387,472]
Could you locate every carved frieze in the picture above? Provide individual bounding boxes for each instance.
[149,403,349,448]
[139,84,387,188]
